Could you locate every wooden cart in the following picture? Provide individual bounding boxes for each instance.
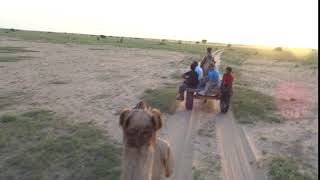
[185,88,229,113]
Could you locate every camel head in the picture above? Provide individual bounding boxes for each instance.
[119,101,162,148]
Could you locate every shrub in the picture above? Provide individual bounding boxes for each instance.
[159,39,166,45]
[178,40,182,44]
[0,114,17,123]
[227,44,232,47]
[100,35,106,38]
[195,41,200,44]
[202,39,207,44]
[274,47,283,51]
[142,85,177,114]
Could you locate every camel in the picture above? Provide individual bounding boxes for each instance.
[119,101,174,180]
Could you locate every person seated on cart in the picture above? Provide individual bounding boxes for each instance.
[194,61,205,89]
[199,63,220,96]
[200,47,215,77]
[176,62,199,101]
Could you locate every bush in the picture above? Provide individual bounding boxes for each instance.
[119,37,124,43]
[202,39,207,44]
[195,41,200,44]
[178,40,182,44]
[159,39,166,45]
[227,44,232,47]
[100,35,106,38]
[0,114,17,123]
[274,47,283,51]
[142,85,177,114]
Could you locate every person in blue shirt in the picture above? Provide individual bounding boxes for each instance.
[199,63,220,96]
[208,64,220,84]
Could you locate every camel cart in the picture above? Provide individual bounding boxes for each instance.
[185,88,230,113]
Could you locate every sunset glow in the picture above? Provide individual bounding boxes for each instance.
[0,0,318,48]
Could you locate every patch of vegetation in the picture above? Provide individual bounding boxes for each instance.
[89,48,105,50]
[119,37,124,43]
[0,114,17,123]
[301,50,318,66]
[197,128,214,137]
[48,80,70,85]
[232,85,282,123]
[159,39,166,45]
[269,156,317,180]
[0,46,38,53]
[274,47,283,51]
[0,56,34,62]
[142,85,177,114]
[193,168,205,180]
[0,110,121,180]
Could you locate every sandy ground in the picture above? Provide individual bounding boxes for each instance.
[0,37,190,140]
[240,55,319,172]
[0,37,222,180]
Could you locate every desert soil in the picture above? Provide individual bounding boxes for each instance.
[0,37,221,179]
[240,55,319,172]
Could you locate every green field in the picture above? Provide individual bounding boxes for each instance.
[0,110,121,180]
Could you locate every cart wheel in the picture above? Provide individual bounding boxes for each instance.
[186,91,194,110]
[220,100,228,113]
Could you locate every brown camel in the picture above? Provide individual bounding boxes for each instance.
[119,101,174,180]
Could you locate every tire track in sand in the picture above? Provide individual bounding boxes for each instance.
[214,51,266,180]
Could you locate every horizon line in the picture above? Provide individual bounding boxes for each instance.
[1,26,318,50]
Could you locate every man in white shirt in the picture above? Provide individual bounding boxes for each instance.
[194,61,205,89]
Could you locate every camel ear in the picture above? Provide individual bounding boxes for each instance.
[151,108,162,131]
[119,108,131,129]
[134,100,149,110]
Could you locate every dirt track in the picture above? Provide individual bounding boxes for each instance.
[162,50,266,180]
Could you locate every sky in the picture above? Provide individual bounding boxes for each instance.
[0,0,318,48]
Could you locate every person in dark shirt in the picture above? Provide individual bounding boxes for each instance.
[176,62,199,101]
